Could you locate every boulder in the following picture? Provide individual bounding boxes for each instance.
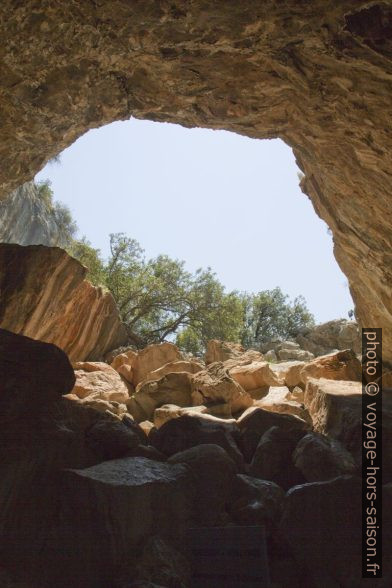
[117,536,191,588]
[72,362,130,403]
[127,372,193,422]
[144,359,204,382]
[168,444,237,525]
[300,349,361,383]
[228,474,285,534]
[0,328,75,423]
[139,420,155,437]
[65,394,128,418]
[249,426,306,490]
[110,349,138,385]
[290,386,305,403]
[0,244,127,361]
[205,339,244,364]
[255,386,311,423]
[264,349,277,362]
[279,476,388,587]
[237,407,310,463]
[191,361,252,414]
[295,319,361,356]
[133,342,184,387]
[154,404,209,429]
[265,361,306,388]
[229,360,281,392]
[293,432,357,482]
[60,458,194,587]
[85,418,142,461]
[304,379,392,482]
[150,414,244,468]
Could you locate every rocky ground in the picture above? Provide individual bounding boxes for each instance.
[1,331,391,587]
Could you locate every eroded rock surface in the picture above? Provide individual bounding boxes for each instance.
[0,243,127,361]
[0,1,390,361]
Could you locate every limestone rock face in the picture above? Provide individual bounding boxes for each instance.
[0,244,127,361]
[0,1,391,363]
[191,361,253,413]
[0,181,72,248]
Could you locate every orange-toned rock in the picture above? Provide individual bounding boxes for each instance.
[191,362,253,414]
[205,340,244,364]
[255,386,311,424]
[229,361,282,392]
[111,342,183,386]
[0,244,127,361]
[300,350,361,383]
[127,372,193,422]
[144,359,204,382]
[72,362,129,403]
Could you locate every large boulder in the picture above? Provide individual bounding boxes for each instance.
[205,340,245,364]
[0,244,127,361]
[0,328,75,422]
[154,404,209,429]
[60,457,194,587]
[127,372,193,422]
[274,341,314,362]
[116,535,191,588]
[111,342,183,387]
[237,407,310,463]
[228,474,285,534]
[229,360,281,392]
[249,426,307,490]
[150,414,244,468]
[300,349,361,383]
[191,361,253,414]
[143,359,204,382]
[255,386,311,423]
[279,476,392,586]
[293,432,357,482]
[72,362,130,403]
[295,319,361,356]
[304,379,392,482]
[168,444,237,525]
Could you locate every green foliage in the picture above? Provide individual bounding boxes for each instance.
[240,287,315,348]
[53,202,78,244]
[36,179,54,209]
[67,238,106,286]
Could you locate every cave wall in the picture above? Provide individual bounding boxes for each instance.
[0,1,391,361]
[0,181,71,247]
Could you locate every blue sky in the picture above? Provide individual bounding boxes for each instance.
[35,118,354,323]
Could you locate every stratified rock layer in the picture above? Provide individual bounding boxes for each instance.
[0,243,127,361]
[0,1,391,361]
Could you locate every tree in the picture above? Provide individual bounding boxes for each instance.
[53,201,78,244]
[67,238,105,286]
[36,179,54,208]
[240,288,314,348]
[103,233,244,352]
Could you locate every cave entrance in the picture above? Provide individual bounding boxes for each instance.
[33,118,354,331]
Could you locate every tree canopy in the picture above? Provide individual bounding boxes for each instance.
[69,231,315,354]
